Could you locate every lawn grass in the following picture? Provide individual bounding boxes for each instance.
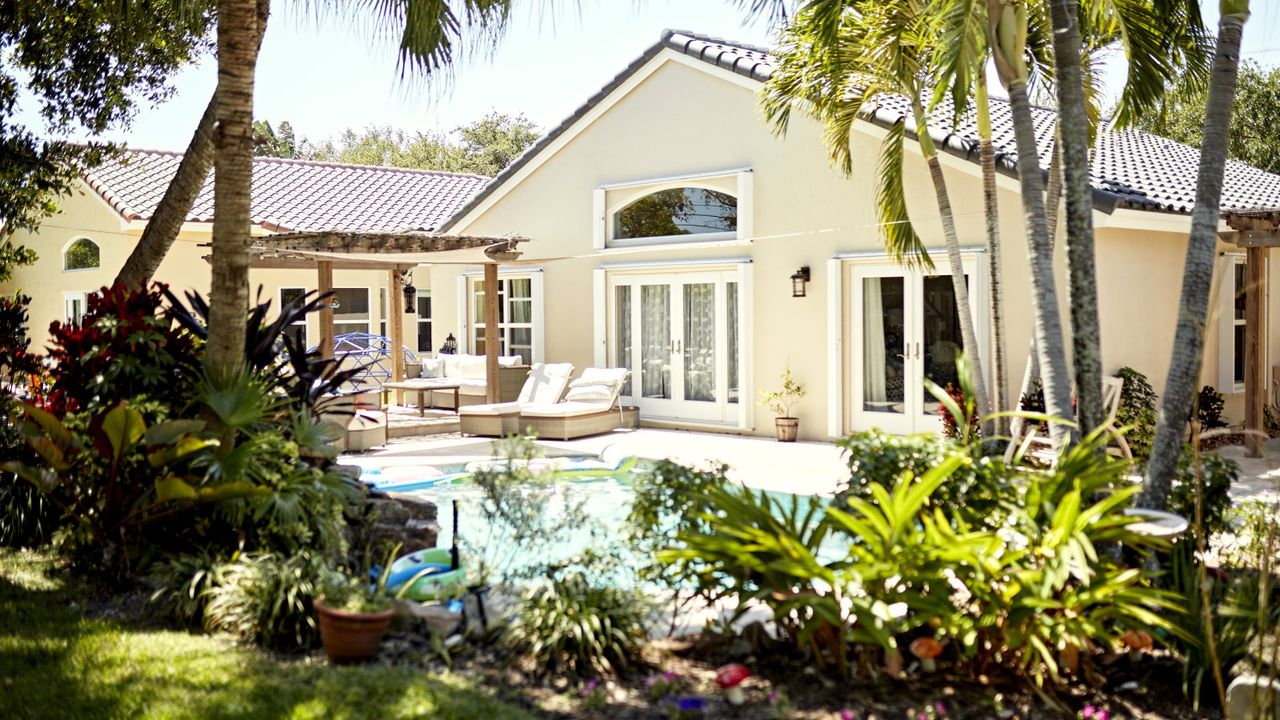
[0,549,536,720]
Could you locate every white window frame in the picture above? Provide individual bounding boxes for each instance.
[416,289,433,354]
[62,237,101,272]
[333,287,371,338]
[279,287,309,348]
[594,168,753,251]
[378,288,388,338]
[457,269,544,363]
[1218,253,1249,393]
[63,291,89,325]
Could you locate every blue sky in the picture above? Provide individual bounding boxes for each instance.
[29,1,1280,151]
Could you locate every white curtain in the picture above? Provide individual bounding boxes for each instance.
[863,278,887,403]
[683,283,716,402]
[641,285,671,398]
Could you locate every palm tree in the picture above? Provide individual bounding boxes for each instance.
[204,0,261,372]
[116,0,516,296]
[762,0,994,437]
[1144,1,1252,510]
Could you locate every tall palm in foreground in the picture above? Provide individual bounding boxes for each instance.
[118,0,517,296]
[762,0,993,437]
[1144,1,1251,509]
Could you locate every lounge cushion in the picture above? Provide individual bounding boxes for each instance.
[520,401,615,418]
[562,367,629,404]
[459,401,522,417]
[421,358,444,378]
[516,362,574,404]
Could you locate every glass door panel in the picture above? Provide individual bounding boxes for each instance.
[682,282,717,403]
[614,285,633,397]
[640,284,672,400]
[920,274,965,417]
[862,276,906,415]
[726,281,739,405]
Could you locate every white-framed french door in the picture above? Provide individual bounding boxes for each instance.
[850,256,985,433]
[608,270,742,424]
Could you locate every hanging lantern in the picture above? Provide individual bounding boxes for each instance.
[403,283,417,312]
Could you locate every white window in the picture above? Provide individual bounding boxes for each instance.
[63,291,88,325]
[1219,255,1250,391]
[279,287,308,350]
[63,238,100,271]
[378,288,389,338]
[333,287,371,345]
[595,169,752,250]
[416,290,433,354]
[463,273,543,364]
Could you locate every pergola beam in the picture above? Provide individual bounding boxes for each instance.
[1224,208,1279,459]
[484,263,501,404]
[261,231,521,257]
[317,261,335,361]
[389,268,406,406]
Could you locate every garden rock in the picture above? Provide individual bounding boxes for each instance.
[1228,675,1280,719]
[399,602,463,636]
[365,492,439,555]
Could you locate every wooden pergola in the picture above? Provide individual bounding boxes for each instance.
[1223,209,1276,458]
[249,231,526,404]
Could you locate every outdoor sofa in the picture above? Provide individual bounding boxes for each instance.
[384,353,529,411]
[516,367,638,440]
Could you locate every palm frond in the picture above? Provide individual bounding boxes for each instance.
[876,119,932,270]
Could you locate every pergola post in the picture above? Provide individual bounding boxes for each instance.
[318,260,335,360]
[1246,247,1267,458]
[389,268,406,406]
[484,262,501,404]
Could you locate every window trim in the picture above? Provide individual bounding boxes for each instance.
[1218,253,1249,393]
[593,168,753,251]
[63,291,89,325]
[456,269,544,364]
[279,287,309,348]
[332,286,372,338]
[62,237,102,272]
[416,289,433,354]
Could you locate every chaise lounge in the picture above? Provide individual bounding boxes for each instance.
[516,367,638,440]
[458,362,575,436]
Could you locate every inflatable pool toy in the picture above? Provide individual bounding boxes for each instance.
[382,546,468,601]
[366,470,468,494]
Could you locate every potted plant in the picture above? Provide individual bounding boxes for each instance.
[314,570,397,664]
[760,365,805,442]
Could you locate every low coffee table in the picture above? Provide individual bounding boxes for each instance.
[382,380,462,416]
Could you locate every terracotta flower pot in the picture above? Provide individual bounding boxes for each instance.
[775,417,799,442]
[315,600,395,664]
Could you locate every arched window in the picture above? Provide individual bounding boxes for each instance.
[63,238,100,271]
[613,187,737,241]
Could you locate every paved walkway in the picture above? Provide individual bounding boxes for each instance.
[340,427,851,496]
[1218,437,1280,505]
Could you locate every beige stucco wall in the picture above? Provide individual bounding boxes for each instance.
[439,51,1266,439]
[2,182,431,355]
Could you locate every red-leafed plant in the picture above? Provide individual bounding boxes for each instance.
[43,283,201,415]
[938,383,978,440]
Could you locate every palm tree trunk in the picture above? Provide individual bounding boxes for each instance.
[977,76,1007,436]
[114,0,269,291]
[206,0,264,372]
[913,101,992,436]
[1009,141,1063,446]
[1049,0,1104,437]
[1143,5,1250,509]
[1005,82,1074,449]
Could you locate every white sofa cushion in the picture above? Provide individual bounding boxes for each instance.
[421,358,444,378]
[459,401,522,417]
[517,363,574,404]
[498,355,521,367]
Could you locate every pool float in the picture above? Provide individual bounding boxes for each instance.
[381,546,468,601]
[363,466,469,493]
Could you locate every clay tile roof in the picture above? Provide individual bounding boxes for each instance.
[442,29,1280,229]
[84,148,490,233]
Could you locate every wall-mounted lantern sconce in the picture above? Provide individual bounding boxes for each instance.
[790,266,811,298]
[402,283,417,312]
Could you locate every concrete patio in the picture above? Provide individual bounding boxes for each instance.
[338,426,851,495]
[1219,437,1280,505]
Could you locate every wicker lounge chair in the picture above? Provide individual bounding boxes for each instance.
[517,368,637,440]
[458,362,575,436]
[1007,376,1131,464]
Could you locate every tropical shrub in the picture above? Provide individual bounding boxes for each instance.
[625,460,727,595]
[1196,386,1228,431]
[836,430,1004,527]
[203,550,334,650]
[1115,367,1158,458]
[937,383,977,439]
[1168,449,1238,540]
[505,567,651,677]
[41,283,201,415]
[0,294,56,547]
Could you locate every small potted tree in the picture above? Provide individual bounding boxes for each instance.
[760,365,805,442]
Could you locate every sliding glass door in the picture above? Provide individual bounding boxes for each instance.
[610,271,741,424]
[851,260,981,433]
